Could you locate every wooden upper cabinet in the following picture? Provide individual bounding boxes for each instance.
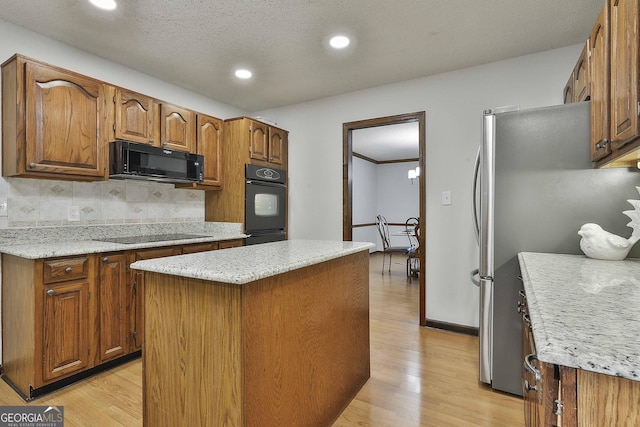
[249,119,269,161]
[609,0,640,150]
[114,88,154,145]
[247,119,287,167]
[197,114,223,186]
[159,102,196,153]
[589,2,611,162]
[2,55,108,180]
[563,73,574,104]
[573,41,590,102]
[174,113,224,190]
[268,127,286,165]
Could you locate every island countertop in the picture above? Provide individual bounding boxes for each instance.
[518,252,640,381]
[131,239,374,284]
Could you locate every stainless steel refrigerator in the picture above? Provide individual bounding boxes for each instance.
[471,101,640,396]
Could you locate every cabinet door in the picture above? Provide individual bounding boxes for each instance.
[115,89,154,145]
[563,73,574,104]
[130,247,181,351]
[574,41,590,102]
[610,0,640,150]
[249,120,269,161]
[589,3,612,161]
[268,127,286,165]
[41,281,91,383]
[182,242,219,254]
[160,103,196,153]
[24,61,107,178]
[218,239,243,249]
[198,114,223,186]
[98,253,128,362]
[522,314,537,427]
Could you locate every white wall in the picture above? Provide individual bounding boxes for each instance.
[352,156,378,250]
[352,158,419,252]
[0,18,247,228]
[256,44,583,327]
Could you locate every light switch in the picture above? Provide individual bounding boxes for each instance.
[442,191,452,206]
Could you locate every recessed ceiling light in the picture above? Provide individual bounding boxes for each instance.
[329,35,350,49]
[89,0,117,10]
[235,69,253,79]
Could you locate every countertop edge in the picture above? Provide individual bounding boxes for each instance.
[131,240,375,285]
[518,251,640,382]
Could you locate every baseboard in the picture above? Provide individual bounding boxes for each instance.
[425,319,478,336]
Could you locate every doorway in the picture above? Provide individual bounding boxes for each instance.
[343,111,426,325]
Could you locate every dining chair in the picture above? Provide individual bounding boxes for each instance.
[375,215,411,274]
[406,222,420,280]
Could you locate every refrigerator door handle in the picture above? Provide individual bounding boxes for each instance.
[472,145,481,244]
[479,277,493,384]
[479,112,495,279]
[471,268,480,286]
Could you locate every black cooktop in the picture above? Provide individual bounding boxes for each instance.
[94,233,209,245]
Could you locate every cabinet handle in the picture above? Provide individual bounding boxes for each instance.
[103,257,109,263]
[65,267,72,273]
[46,289,55,296]
[524,353,541,382]
[523,313,531,325]
[29,162,37,168]
[518,289,526,298]
[524,379,537,392]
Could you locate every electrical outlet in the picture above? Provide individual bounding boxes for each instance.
[0,198,7,217]
[68,205,80,222]
[442,191,452,206]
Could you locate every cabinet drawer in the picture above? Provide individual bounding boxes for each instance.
[43,256,89,284]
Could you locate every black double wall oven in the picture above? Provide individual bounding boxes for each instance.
[245,164,287,245]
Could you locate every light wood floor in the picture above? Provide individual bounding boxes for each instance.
[0,253,524,426]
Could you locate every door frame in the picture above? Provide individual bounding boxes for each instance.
[342,111,426,326]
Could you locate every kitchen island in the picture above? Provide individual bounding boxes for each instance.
[518,252,640,426]
[131,240,373,427]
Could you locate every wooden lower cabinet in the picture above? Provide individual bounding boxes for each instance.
[98,252,129,363]
[522,291,639,426]
[218,238,244,249]
[1,239,235,399]
[1,254,98,398]
[128,246,181,352]
[41,266,94,383]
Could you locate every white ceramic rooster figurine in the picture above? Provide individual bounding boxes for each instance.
[578,186,640,261]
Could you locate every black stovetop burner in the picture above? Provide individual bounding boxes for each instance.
[94,233,208,245]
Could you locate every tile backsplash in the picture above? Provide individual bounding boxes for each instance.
[2,177,205,228]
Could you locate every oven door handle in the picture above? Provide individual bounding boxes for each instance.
[246,180,286,187]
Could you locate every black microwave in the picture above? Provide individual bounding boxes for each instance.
[109,140,204,184]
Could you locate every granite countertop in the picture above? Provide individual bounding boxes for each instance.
[518,252,640,381]
[0,222,245,259]
[131,240,374,285]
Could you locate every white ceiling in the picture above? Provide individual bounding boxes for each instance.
[353,123,419,162]
[0,0,601,113]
